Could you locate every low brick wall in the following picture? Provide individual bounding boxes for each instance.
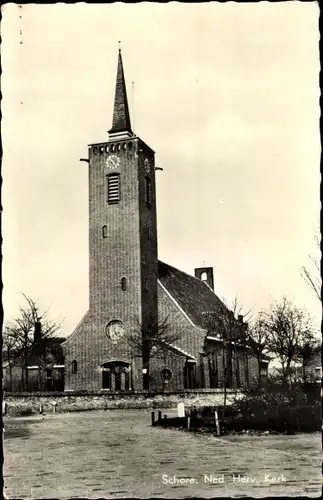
[3,390,243,416]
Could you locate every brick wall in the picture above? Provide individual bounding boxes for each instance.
[89,138,143,323]
[203,340,260,388]
[63,136,159,392]
[63,279,263,392]
[158,283,205,352]
[63,311,142,392]
[138,140,158,333]
[3,390,243,416]
[157,281,207,388]
[149,350,186,391]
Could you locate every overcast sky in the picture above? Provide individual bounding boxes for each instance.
[2,2,321,335]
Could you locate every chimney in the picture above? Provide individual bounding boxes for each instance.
[34,320,42,343]
[238,315,248,338]
[194,267,214,291]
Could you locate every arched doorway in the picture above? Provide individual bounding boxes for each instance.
[101,361,131,391]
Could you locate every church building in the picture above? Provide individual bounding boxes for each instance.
[62,49,268,392]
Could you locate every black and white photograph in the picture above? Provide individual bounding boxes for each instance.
[1,2,321,499]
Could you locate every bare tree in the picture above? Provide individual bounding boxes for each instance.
[301,232,321,303]
[262,297,315,383]
[127,313,178,390]
[247,315,271,386]
[3,295,63,391]
[3,326,21,391]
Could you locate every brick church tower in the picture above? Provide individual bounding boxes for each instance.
[63,48,158,391]
[63,48,268,393]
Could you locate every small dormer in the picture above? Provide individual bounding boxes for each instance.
[195,267,214,291]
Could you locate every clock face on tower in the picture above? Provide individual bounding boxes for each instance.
[106,320,125,343]
[106,154,120,170]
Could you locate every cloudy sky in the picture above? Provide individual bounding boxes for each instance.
[2,2,321,335]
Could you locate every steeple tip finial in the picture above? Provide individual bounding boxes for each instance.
[108,42,133,138]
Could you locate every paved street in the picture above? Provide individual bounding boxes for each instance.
[3,409,322,499]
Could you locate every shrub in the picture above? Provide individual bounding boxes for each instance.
[227,381,321,433]
[241,379,320,407]
[18,408,34,417]
[179,381,321,434]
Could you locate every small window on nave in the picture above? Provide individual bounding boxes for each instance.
[102,225,108,238]
[121,277,127,291]
[72,360,77,374]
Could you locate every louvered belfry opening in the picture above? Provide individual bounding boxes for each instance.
[107,174,120,204]
[145,176,152,207]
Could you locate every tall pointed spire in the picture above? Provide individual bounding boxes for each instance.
[108,45,133,139]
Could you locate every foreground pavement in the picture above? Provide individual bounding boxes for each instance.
[3,409,321,498]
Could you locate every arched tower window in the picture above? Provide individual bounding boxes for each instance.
[201,272,207,281]
[72,360,77,374]
[145,176,152,207]
[121,277,127,291]
[102,225,108,238]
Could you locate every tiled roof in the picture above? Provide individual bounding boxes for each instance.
[158,260,227,329]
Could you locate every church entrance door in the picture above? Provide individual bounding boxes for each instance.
[101,361,130,391]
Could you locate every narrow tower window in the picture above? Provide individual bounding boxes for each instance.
[107,174,120,204]
[147,226,152,241]
[72,360,77,374]
[102,225,108,238]
[145,176,152,207]
[121,277,127,291]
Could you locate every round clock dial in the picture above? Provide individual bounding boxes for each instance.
[106,320,125,343]
[106,154,120,170]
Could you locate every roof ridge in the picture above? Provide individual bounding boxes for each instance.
[157,279,195,327]
[158,259,225,303]
[158,259,211,285]
[162,341,196,360]
[158,260,228,330]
